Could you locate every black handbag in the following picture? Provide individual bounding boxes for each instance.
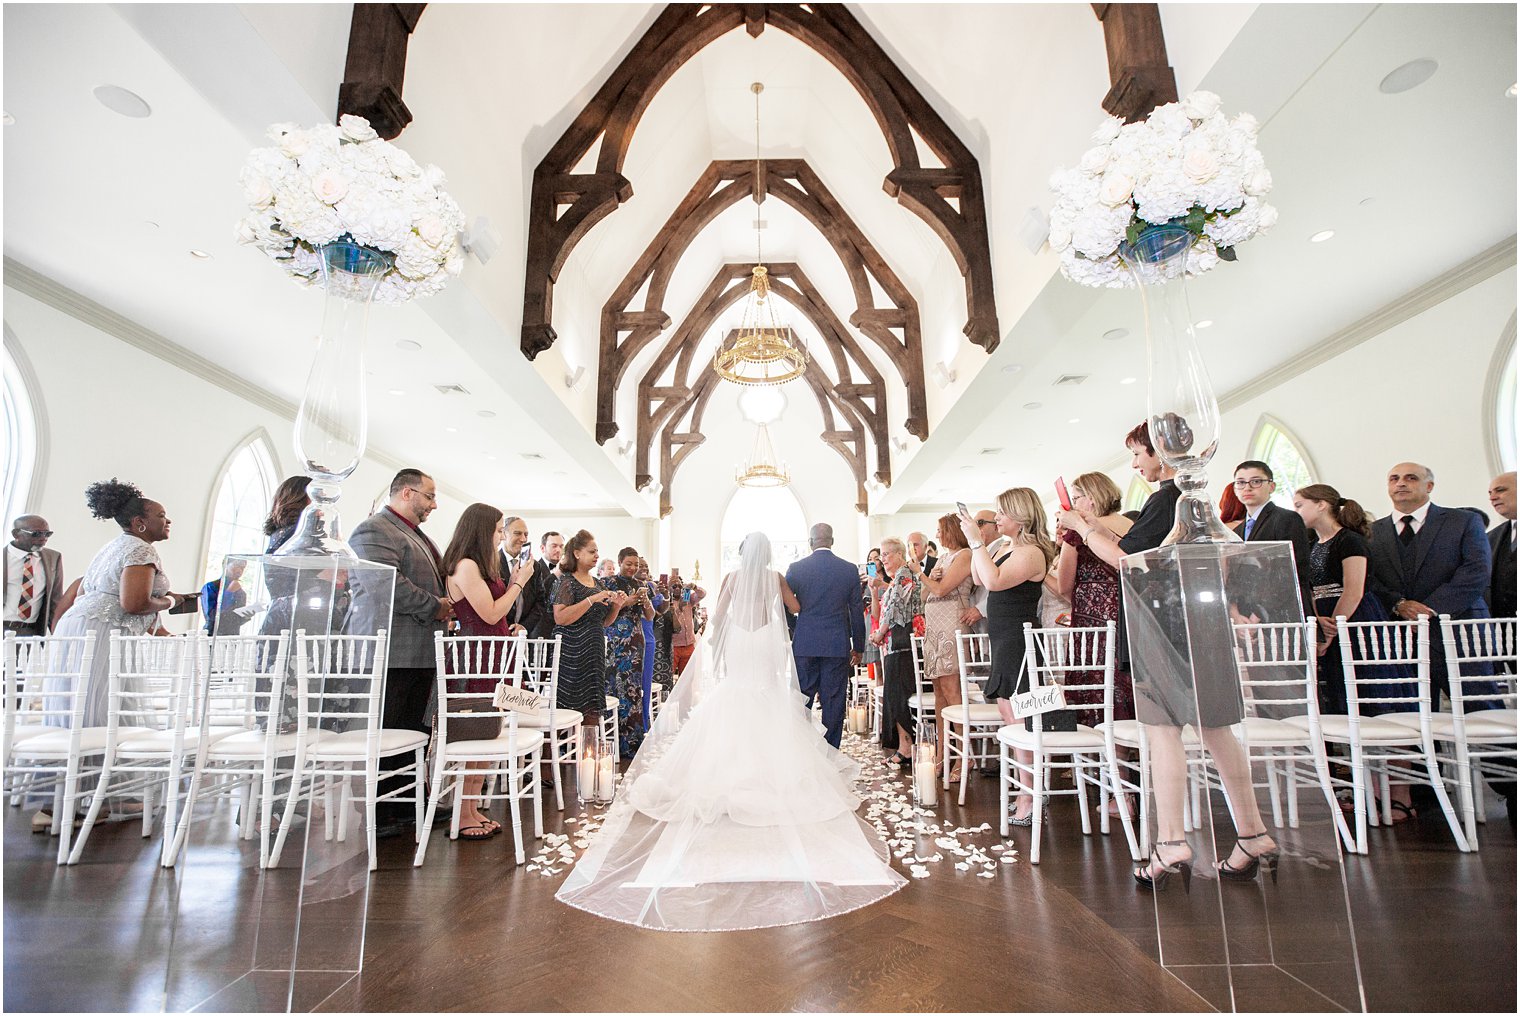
[445,695,504,743]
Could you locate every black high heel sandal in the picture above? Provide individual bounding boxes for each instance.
[1218,830,1281,885]
[1134,839,1193,894]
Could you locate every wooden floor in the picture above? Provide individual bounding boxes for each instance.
[3,739,1515,1013]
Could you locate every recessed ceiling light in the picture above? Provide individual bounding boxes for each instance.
[959,465,974,471]
[1102,327,1129,342]
[1023,402,1042,411]
[1508,83,1518,99]
[476,409,496,418]
[1194,319,1213,329]
[189,249,212,260]
[1309,230,1335,243]
[444,426,458,433]
[93,84,152,118]
[1068,418,1081,424]
[388,389,405,396]
[1001,363,1023,374]
[2,111,14,126]
[1378,58,1437,95]
[1119,377,1137,385]
[485,454,497,461]
[396,339,421,351]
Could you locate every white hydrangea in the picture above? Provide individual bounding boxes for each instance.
[1046,92,1274,288]
[234,115,466,303]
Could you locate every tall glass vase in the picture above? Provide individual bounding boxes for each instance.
[275,241,391,558]
[1118,225,1237,544]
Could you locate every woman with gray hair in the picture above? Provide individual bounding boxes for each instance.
[868,537,921,765]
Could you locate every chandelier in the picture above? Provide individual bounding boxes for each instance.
[712,82,807,387]
[735,423,791,488]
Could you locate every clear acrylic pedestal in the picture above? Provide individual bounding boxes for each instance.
[1122,540,1366,1012]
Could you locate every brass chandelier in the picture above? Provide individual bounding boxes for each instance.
[712,82,807,387]
[735,423,791,488]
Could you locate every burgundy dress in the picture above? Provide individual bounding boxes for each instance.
[450,577,512,692]
[1061,532,1134,726]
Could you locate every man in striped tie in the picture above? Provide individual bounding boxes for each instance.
[3,515,64,637]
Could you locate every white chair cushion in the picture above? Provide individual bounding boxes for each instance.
[941,703,1002,724]
[207,729,302,759]
[1235,715,1317,747]
[515,708,583,730]
[310,728,431,759]
[997,724,1105,750]
[11,726,148,756]
[1313,714,1428,743]
[442,730,546,758]
[605,695,618,711]
[907,694,936,710]
[1094,720,1201,746]
[1380,710,1518,740]
[8,723,51,743]
[115,725,249,754]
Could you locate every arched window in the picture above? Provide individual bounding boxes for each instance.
[2,335,40,526]
[1247,415,1316,507]
[719,486,808,575]
[1123,477,1152,512]
[1492,324,1516,471]
[202,433,277,582]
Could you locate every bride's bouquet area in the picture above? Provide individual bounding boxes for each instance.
[1047,91,1277,287]
[235,114,466,303]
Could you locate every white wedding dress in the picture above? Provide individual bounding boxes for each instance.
[556,532,905,931]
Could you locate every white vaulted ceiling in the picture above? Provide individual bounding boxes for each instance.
[3,4,1514,517]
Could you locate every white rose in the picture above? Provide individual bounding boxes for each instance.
[414,214,448,248]
[243,173,274,208]
[311,169,350,204]
[1079,146,1110,174]
[1256,203,1278,230]
[1180,91,1223,119]
[1098,171,1135,207]
[423,164,447,189]
[266,122,299,142]
[1091,115,1124,143]
[1243,167,1272,196]
[234,218,259,245]
[1047,224,1072,252]
[338,114,379,143]
[1182,148,1220,183]
[1231,112,1260,136]
[279,132,311,158]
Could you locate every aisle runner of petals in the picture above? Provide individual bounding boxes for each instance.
[526,730,1018,878]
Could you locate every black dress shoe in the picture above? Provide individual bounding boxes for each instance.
[373,821,408,841]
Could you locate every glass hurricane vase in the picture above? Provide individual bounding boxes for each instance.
[275,241,392,558]
[1118,225,1237,545]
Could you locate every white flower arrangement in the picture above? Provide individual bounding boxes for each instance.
[1047,91,1277,288]
[235,114,466,303]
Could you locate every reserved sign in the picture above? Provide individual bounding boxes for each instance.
[492,683,547,715]
[1011,683,1067,719]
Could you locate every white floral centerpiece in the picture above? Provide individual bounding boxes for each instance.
[235,114,466,303]
[1047,91,1276,287]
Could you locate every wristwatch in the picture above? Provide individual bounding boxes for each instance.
[968,540,985,550]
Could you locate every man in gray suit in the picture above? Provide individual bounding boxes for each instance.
[3,515,64,637]
[348,468,452,836]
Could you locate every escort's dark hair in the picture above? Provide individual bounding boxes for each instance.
[562,530,596,576]
[1235,459,1275,481]
[1296,483,1371,537]
[1125,420,1154,456]
[389,468,429,497]
[264,475,311,535]
[617,546,639,563]
[443,503,505,584]
[540,530,561,548]
[85,479,147,529]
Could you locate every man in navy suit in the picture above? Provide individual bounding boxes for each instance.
[785,523,866,748]
[1485,471,1516,621]
[1368,461,1494,710]
[1234,460,1313,617]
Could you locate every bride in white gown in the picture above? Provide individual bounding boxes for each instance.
[556,532,906,931]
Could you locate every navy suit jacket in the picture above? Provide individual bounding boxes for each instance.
[1368,504,1492,621]
[1243,500,1313,617]
[784,549,866,658]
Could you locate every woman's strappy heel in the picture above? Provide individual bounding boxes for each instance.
[1134,839,1192,894]
[1218,830,1281,885]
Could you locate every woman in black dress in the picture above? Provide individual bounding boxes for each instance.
[960,488,1058,825]
[1058,421,1279,893]
[869,538,921,765]
[553,530,630,732]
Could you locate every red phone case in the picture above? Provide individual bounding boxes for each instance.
[1055,477,1072,510]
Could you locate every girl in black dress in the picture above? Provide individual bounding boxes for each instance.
[959,487,1058,825]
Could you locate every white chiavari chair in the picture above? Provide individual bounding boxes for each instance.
[513,635,578,811]
[941,632,1000,804]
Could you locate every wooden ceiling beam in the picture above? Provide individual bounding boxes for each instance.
[336,4,427,140]
[1092,3,1178,123]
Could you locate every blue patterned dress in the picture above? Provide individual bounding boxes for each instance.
[601,576,647,756]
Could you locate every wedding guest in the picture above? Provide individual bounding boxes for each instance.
[255,476,325,732]
[1219,482,1246,532]
[199,558,250,635]
[495,516,547,638]
[959,489,1059,825]
[40,480,192,829]
[914,513,974,781]
[1059,422,1281,891]
[443,503,535,839]
[1234,460,1313,616]
[553,530,627,735]
[4,514,64,637]
[602,548,655,756]
[869,537,921,765]
[962,509,1002,637]
[861,553,882,684]
[669,577,705,675]
[634,556,665,728]
[349,468,452,838]
[651,574,675,702]
[534,531,566,637]
[1487,472,1516,620]
[596,558,616,580]
[907,531,937,575]
[1053,472,1134,730]
[1292,484,1414,718]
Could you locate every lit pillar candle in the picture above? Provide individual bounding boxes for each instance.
[596,757,616,801]
[913,743,938,805]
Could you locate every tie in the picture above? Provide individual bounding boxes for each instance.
[1399,515,1417,546]
[1243,516,1256,540]
[17,553,36,622]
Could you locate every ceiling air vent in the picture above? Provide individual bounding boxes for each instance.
[433,383,470,396]
[1053,374,1089,386]
[519,452,546,461]
[980,447,1003,456]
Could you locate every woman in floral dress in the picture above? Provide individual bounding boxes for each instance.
[601,548,655,756]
